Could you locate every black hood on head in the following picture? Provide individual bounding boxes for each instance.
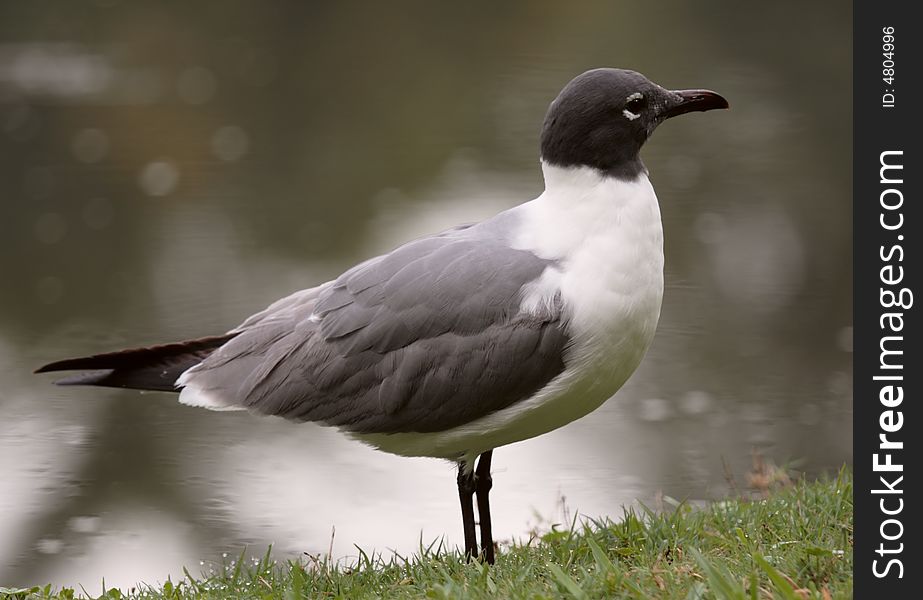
[540,68,728,180]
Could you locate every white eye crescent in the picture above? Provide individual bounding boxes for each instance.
[623,92,645,120]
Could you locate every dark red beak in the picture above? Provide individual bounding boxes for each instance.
[663,89,730,119]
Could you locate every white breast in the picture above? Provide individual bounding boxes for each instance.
[356,164,664,463]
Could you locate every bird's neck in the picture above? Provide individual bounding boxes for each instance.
[540,160,646,192]
[514,162,663,262]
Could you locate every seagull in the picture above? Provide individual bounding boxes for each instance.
[36,68,728,565]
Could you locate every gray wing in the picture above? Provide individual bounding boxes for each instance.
[182,227,569,434]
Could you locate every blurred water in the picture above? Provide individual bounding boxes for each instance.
[1,1,851,590]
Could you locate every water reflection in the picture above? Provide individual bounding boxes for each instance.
[1,0,850,590]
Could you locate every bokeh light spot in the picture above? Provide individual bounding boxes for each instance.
[210,125,249,162]
[139,161,180,197]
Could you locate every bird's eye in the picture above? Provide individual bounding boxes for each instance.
[626,96,645,113]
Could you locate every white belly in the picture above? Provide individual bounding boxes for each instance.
[354,166,664,464]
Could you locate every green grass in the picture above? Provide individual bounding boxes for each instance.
[2,467,852,600]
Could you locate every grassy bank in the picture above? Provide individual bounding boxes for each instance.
[2,467,852,599]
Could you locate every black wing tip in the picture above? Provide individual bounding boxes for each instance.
[46,370,177,390]
[34,362,61,374]
[49,370,117,386]
[34,334,236,391]
[35,358,98,374]
[34,334,238,376]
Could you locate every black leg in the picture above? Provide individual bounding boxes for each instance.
[475,450,495,564]
[457,462,477,561]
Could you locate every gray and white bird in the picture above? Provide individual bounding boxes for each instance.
[37,68,728,564]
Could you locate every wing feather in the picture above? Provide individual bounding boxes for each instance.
[181,226,569,434]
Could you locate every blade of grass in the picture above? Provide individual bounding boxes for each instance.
[547,562,589,600]
[753,554,801,600]
[690,548,746,600]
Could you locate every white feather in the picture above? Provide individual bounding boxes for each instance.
[177,381,246,411]
[177,364,244,411]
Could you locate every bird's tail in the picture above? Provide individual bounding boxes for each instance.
[34,334,237,392]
